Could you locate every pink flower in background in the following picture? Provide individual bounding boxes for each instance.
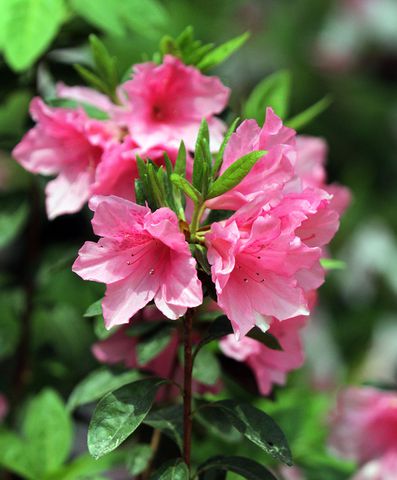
[329,387,397,465]
[207,108,296,210]
[206,189,328,337]
[295,135,351,215]
[352,450,397,480]
[121,55,230,151]
[73,196,202,328]
[220,315,307,395]
[12,98,114,219]
[0,394,8,422]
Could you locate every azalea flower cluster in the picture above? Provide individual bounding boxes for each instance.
[13,49,349,396]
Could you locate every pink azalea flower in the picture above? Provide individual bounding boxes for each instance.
[120,55,230,151]
[91,136,179,202]
[206,108,296,210]
[220,315,307,395]
[73,196,202,328]
[352,450,397,480]
[0,394,8,422]
[279,465,306,480]
[12,98,114,219]
[329,387,397,465]
[295,135,351,215]
[56,82,120,115]
[206,189,328,337]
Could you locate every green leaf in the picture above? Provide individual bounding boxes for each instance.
[74,64,110,94]
[144,405,183,451]
[198,456,277,480]
[67,368,141,412]
[88,378,165,458]
[197,32,250,71]
[195,401,241,443]
[193,348,220,386]
[23,389,73,475]
[214,117,240,177]
[174,142,187,176]
[120,0,169,40]
[0,202,28,249]
[0,429,37,479]
[286,95,332,130]
[136,326,172,365]
[84,299,103,318]
[89,34,119,92]
[207,150,266,199]
[0,90,31,135]
[170,174,202,204]
[126,443,153,476]
[151,459,189,479]
[193,315,233,359]
[3,0,66,71]
[215,400,293,466]
[320,258,346,271]
[243,70,291,123]
[247,327,282,351]
[70,0,126,36]
[46,98,109,120]
[193,119,211,190]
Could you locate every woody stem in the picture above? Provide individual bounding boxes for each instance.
[183,309,194,469]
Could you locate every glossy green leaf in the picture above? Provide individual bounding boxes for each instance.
[213,117,240,176]
[286,95,332,130]
[67,368,141,412]
[151,458,189,479]
[197,32,250,71]
[243,70,291,123]
[198,456,277,480]
[23,389,73,475]
[126,443,153,476]
[193,315,233,359]
[3,0,66,71]
[215,400,293,465]
[247,327,282,351]
[144,405,183,451]
[88,378,165,458]
[170,174,202,204]
[120,0,169,39]
[207,150,266,199]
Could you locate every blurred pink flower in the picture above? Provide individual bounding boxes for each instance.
[0,394,8,422]
[207,108,296,210]
[73,196,202,328]
[121,55,230,151]
[295,135,351,215]
[12,98,114,219]
[329,387,397,464]
[206,189,329,337]
[352,450,397,480]
[220,315,307,395]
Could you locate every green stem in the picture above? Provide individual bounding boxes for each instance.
[183,309,194,469]
[190,203,206,240]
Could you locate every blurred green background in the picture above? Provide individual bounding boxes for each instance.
[1,1,397,479]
